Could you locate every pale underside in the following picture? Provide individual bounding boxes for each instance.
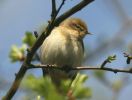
[40,26,84,67]
[40,26,84,84]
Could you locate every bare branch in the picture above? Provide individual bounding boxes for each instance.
[34,31,38,38]
[28,64,132,74]
[124,52,132,64]
[56,0,66,16]
[54,0,94,26]
[101,55,116,68]
[51,0,66,24]
[2,63,27,100]
[51,0,57,19]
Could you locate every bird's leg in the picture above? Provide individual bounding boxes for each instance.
[61,65,71,73]
[42,64,52,77]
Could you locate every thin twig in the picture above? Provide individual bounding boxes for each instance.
[34,31,39,38]
[101,55,116,68]
[101,60,109,68]
[124,52,132,64]
[50,0,66,25]
[54,0,94,26]
[56,0,66,16]
[51,0,57,19]
[28,64,132,74]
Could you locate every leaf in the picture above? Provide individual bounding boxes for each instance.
[23,73,91,100]
[9,44,26,62]
[23,75,64,100]
[71,73,91,99]
[112,80,123,91]
[94,70,105,80]
[22,31,36,47]
[107,55,116,63]
[71,73,88,88]
[74,87,91,99]
[60,79,72,94]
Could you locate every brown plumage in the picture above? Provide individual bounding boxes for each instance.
[40,18,90,88]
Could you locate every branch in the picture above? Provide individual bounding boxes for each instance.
[101,55,116,68]
[51,0,57,19]
[54,0,94,26]
[50,0,66,25]
[34,31,38,38]
[28,64,132,74]
[27,54,131,74]
[124,52,132,64]
[56,0,66,16]
[3,0,94,100]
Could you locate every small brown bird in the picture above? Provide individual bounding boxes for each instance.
[40,18,90,87]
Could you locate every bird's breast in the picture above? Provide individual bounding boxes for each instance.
[40,29,84,67]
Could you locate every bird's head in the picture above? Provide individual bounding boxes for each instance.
[60,18,91,38]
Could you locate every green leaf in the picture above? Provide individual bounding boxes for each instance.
[94,70,105,80]
[71,73,91,99]
[23,73,91,100]
[107,55,116,63]
[23,75,64,100]
[112,80,123,91]
[71,73,88,88]
[23,31,36,47]
[9,44,26,62]
[60,79,72,94]
[74,87,91,99]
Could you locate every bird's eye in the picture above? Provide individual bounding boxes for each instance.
[74,24,84,31]
[75,24,80,29]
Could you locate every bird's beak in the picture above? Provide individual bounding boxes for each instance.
[86,31,92,35]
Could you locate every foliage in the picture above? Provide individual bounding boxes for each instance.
[22,73,91,100]
[94,70,105,80]
[9,44,27,62]
[9,32,36,62]
[112,80,123,92]
[71,73,91,99]
[22,31,36,47]
[107,55,116,63]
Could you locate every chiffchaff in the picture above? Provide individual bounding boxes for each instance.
[40,18,90,86]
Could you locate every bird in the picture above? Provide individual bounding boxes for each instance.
[40,17,90,87]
